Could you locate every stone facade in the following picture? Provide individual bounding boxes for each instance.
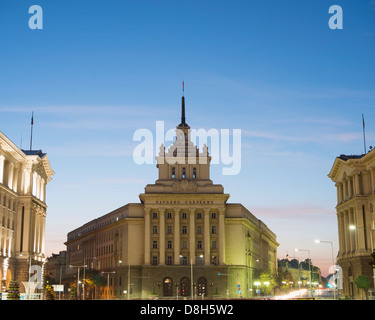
[0,131,54,292]
[328,152,375,298]
[65,95,279,299]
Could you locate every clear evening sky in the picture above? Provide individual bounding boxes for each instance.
[1,1,375,276]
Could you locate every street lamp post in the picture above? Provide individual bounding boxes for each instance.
[69,264,87,299]
[315,239,336,300]
[295,248,312,297]
[102,271,116,300]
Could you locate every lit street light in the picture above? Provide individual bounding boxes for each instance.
[315,239,336,300]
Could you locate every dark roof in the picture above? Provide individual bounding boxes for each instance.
[22,149,46,158]
[338,154,365,161]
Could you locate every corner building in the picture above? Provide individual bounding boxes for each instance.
[0,131,54,291]
[66,95,278,299]
[329,152,375,299]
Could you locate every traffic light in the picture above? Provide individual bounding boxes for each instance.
[217,269,221,275]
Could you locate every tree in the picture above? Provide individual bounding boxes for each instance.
[259,272,277,296]
[354,275,371,299]
[45,284,55,300]
[7,281,21,300]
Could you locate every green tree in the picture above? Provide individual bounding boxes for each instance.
[259,272,277,296]
[354,274,371,299]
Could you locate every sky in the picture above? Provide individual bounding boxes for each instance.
[1,0,375,277]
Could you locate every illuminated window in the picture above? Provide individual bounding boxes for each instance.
[171,167,175,179]
[182,167,186,179]
[193,167,196,179]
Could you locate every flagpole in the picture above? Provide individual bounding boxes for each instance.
[30,112,34,151]
[362,113,366,154]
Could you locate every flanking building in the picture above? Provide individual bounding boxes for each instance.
[65,95,279,299]
[328,151,375,298]
[0,131,54,292]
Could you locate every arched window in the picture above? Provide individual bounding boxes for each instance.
[163,277,173,297]
[180,277,190,297]
[197,277,207,297]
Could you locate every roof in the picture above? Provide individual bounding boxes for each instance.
[22,149,47,158]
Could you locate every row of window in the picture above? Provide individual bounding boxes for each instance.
[151,256,218,266]
[152,212,217,219]
[171,167,196,179]
[152,239,217,250]
[152,225,217,235]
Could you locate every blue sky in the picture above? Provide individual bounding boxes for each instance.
[1,0,375,276]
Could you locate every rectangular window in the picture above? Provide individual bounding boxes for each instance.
[211,226,216,234]
[196,212,202,219]
[152,226,158,234]
[152,256,158,265]
[211,240,217,249]
[211,212,216,219]
[197,226,202,234]
[153,241,158,249]
[167,240,172,249]
[182,226,187,234]
[197,240,202,249]
[171,167,175,179]
[193,167,196,179]
[182,240,188,249]
[167,212,172,219]
[182,256,188,265]
[182,212,187,219]
[167,225,172,234]
[182,167,186,179]
[153,212,158,219]
[167,256,173,265]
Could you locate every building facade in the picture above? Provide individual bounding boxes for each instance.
[328,152,375,298]
[65,95,279,299]
[0,131,54,292]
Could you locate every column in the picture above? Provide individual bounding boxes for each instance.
[0,155,4,184]
[174,208,180,265]
[8,163,14,190]
[159,208,165,265]
[342,210,350,254]
[218,207,226,265]
[189,208,196,265]
[337,212,344,256]
[144,208,151,265]
[204,208,210,265]
[354,174,361,196]
[343,180,347,201]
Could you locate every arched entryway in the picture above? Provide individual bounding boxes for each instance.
[197,277,207,297]
[163,277,173,297]
[180,277,190,297]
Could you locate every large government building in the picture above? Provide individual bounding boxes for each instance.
[329,151,375,299]
[0,131,54,292]
[65,95,279,299]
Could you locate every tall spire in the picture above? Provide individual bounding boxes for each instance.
[178,81,189,129]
